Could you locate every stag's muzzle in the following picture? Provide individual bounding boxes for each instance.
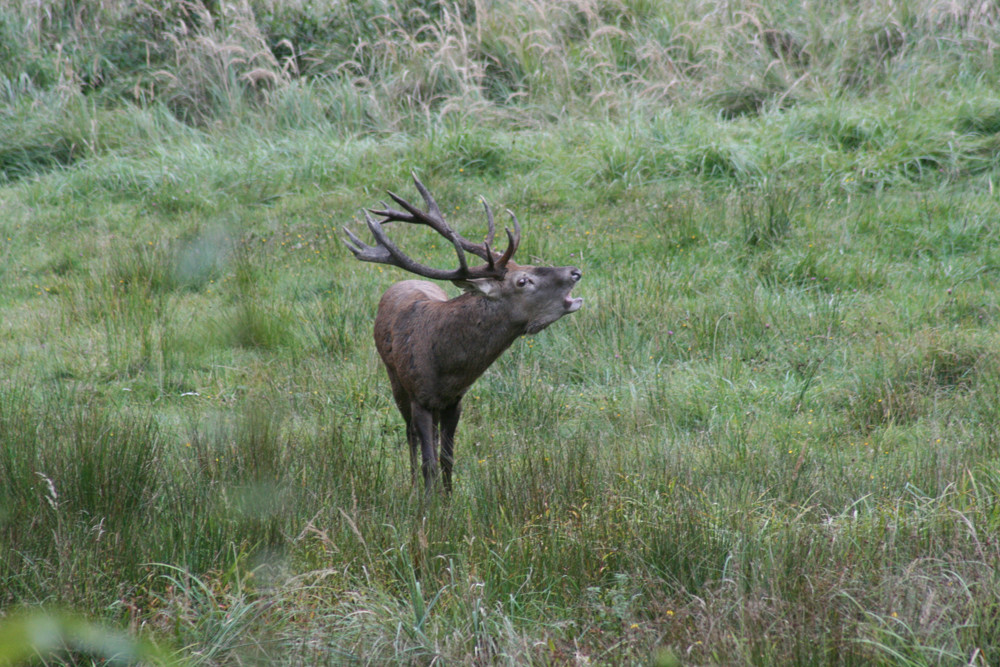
[564,267,583,312]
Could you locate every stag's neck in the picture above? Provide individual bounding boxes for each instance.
[435,292,525,371]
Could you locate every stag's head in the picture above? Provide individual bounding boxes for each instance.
[459,262,583,334]
[343,174,583,334]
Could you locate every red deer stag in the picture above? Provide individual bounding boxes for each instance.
[343,175,583,492]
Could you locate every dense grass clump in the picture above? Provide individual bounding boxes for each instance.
[3,0,1000,664]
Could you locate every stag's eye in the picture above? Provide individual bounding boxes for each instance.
[516,276,530,288]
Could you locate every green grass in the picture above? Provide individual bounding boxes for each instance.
[3,0,1000,665]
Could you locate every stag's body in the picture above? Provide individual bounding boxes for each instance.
[374,280,515,490]
[344,175,583,492]
[376,280,517,412]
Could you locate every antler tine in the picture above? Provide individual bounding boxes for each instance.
[496,209,522,267]
[342,225,368,255]
[381,191,446,231]
[411,172,444,221]
[342,213,393,264]
[480,196,496,247]
[479,197,498,271]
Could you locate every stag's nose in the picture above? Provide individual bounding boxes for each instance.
[570,268,582,282]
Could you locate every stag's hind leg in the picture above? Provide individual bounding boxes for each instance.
[409,400,439,490]
[439,402,462,494]
[405,418,422,485]
[384,372,422,485]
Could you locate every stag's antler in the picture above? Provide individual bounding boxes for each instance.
[342,173,521,282]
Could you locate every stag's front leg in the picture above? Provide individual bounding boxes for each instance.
[410,401,439,489]
[439,402,462,494]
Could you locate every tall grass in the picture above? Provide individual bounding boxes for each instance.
[3,0,1000,664]
[5,1,1000,159]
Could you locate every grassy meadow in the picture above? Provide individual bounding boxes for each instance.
[2,0,1000,664]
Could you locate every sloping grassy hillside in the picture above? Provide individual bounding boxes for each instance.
[2,1,1000,664]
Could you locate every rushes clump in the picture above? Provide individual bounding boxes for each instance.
[739,178,798,249]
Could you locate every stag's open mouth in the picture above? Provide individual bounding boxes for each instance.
[563,267,583,312]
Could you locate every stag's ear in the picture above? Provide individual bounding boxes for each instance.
[454,278,502,299]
